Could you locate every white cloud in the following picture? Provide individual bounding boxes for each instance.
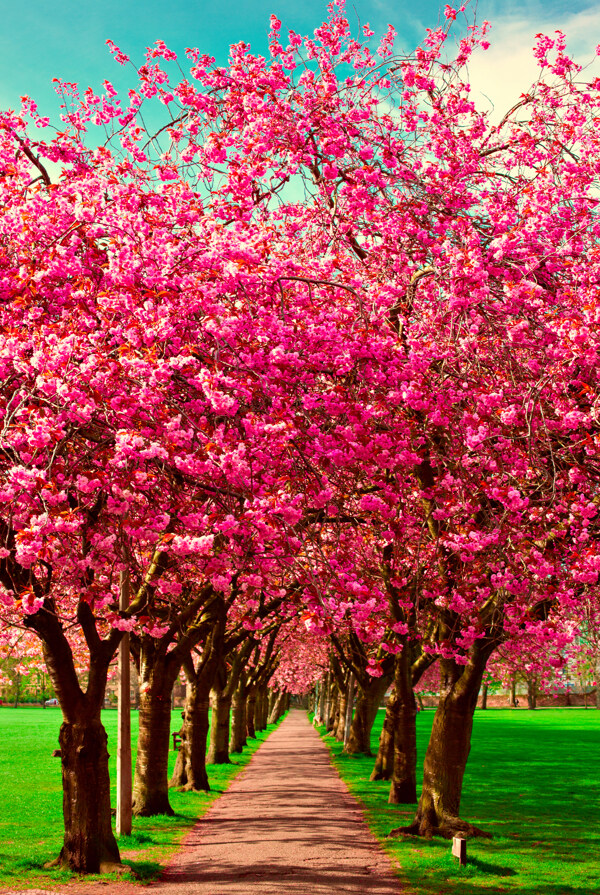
[464,8,600,120]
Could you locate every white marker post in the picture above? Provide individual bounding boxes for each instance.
[452,835,467,866]
[116,570,132,836]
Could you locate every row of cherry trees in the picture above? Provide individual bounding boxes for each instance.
[2,0,600,870]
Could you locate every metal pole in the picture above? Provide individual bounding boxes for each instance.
[116,570,132,836]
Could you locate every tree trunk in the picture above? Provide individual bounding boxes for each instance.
[255,685,268,731]
[526,676,537,710]
[327,685,339,732]
[316,676,326,725]
[267,688,285,725]
[246,688,258,739]
[389,646,417,804]
[509,677,517,707]
[170,678,210,792]
[132,634,185,817]
[133,671,175,816]
[263,687,271,726]
[323,672,332,728]
[230,675,248,752]
[345,674,390,755]
[207,686,232,764]
[25,600,123,873]
[58,717,121,872]
[343,672,355,746]
[391,649,493,840]
[371,690,396,781]
[334,687,348,741]
[480,683,488,710]
[169,615,226,791]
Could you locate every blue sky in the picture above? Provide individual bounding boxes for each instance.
[1,0,599,119]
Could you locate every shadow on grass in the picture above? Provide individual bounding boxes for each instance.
[123,859,163,881]
[467,855,517,876]
[119,830,154,846]
[429,883,582,895]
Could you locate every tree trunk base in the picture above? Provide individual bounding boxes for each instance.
[389,815,492,840]
[370,767,392,782]
[388,775,417,804]
[170,749,210,792]
[171,782,210,793]
[344,744,372,756]
[58,719,122,872]
[45,855,128,875]
[132,796,175,818]
[207,751,231,765]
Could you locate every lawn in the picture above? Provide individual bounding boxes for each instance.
[316,708,600,895]
[0,705,283,890]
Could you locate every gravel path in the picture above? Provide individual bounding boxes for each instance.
[5,709,404,895]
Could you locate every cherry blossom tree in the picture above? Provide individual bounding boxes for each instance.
[3,0,600,866]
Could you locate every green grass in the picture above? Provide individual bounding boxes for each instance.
[316,708,600,895]
[0,705,283,889]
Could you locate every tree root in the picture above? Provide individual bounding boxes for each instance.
[44,856,131,875]
[388,815,492,840]
[99,861,131,876]
[170,781,210,793]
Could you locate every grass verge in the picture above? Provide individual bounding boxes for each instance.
[315,708,600,895]
[0,705,285,890]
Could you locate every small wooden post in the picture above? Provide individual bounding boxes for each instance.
[452,835,467,866]
[116,570,132,836]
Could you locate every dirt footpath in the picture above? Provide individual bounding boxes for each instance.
[152,709,403,895]
[9,709,404,895]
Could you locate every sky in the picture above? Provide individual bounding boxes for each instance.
[1,0,599,122]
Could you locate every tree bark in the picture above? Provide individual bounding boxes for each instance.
[170,676,210,791]
[323,672,332,729]
[58,717,122,871]
[169,609,225,791]
[343,672,355,746]
[526,676,537,710]
[131,589,225,813]
[316,676,326,725]
[326,684,338,732]
[480,683,488,710]
[371,689,396,781]
[390,647,494,840]
[345,673,390,755]
[25,600,122,873]
[255,685,268,731]
[246,687,258,739]
[334,687,348,740]
[262,686,271,727]
[231,673,248,752]
[133,644,176,816]
[207,684,232,764]
[267,688,286,725]
[389,647,417,804]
